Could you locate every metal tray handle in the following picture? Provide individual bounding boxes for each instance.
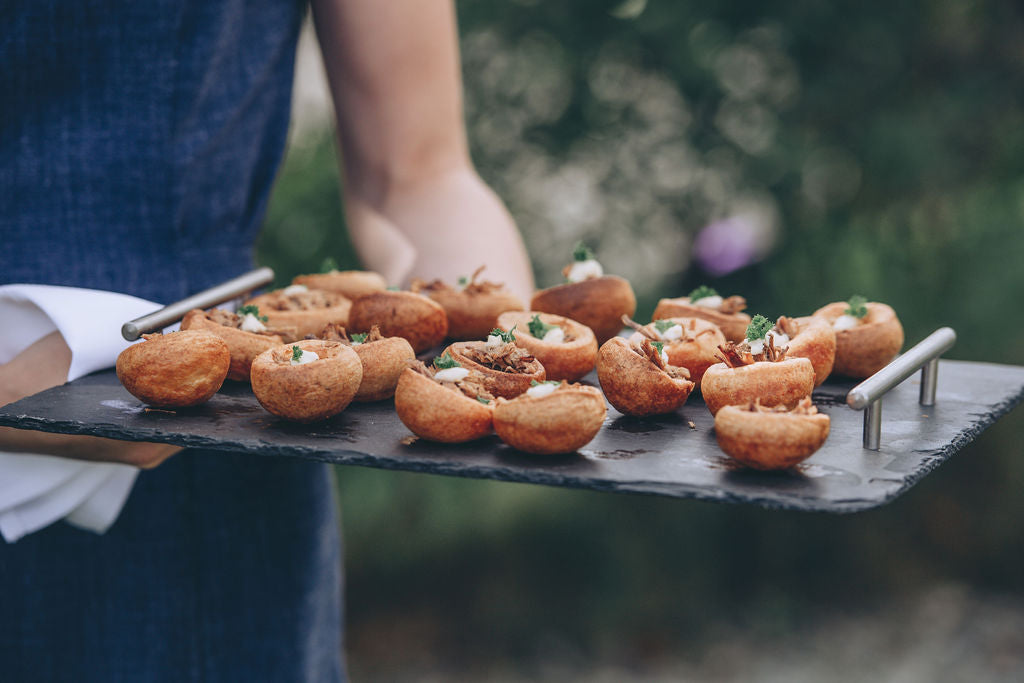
[121,267,275,341]
[846,327,957,450]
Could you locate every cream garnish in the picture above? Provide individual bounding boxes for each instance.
[434,367,470,383]
[657,324,683,341]
[240,313,267,333]
[541,327,565,344]
[526,383,559,399]
[485,334,504,350]
[692,295,723,309]
[833,314,860,331]
[660,349,670,366]
[566,259,603,283]
[282,284,308,295]
[290,349,319,365]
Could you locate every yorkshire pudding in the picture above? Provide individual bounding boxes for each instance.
[394,362,495,443]
[346,290,448,354]
[772,316,836,387]
[625,316,726,387]
[701,353,815,416]
[596,336,694,416]
[292,269,387,299]
[245,287,351,339]
[531,276,636,345]
[495,311,597,382]
[181,307,294,382]
[443,337,546,399]
[313,324,415,402]
[116,330,230,408]
[493,382,607,454]
[813,299,904,378]
[250,340,362,422]
[652,287,751,342]
[411,266,525,340]
[715,398,830,470]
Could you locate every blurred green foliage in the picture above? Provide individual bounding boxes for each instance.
[258,0,1024,671]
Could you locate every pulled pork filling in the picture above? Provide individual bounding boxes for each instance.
[715,295,747,314]
[622,315,717,345]
[313,323,385,345]
[408,360,495,402]
[459,341,537,373]
[411,265,508,297]
[774,316,800,339]
[715,337,788,368]
[739,397,818,415]
[207,309,281,337]
[259,290,347,311]
[630,338,691,380]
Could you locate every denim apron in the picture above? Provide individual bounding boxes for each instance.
[0,2,344,681]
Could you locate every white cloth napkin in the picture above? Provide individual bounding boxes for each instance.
[0,285,163,543]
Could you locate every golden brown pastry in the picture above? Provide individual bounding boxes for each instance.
[813,297,904,378]
[411,265,525,340]
[715,398,830,470]
[596,336,694,416]
[771,315,836,387]
[624,315,726,387]
[652,285,751,342]
[494,311,597,382]
[116,330,230,408]
[394,360,495,443]
[180,306,296,382]
[530,242,636,345]
[250,340,362,422]
[493,381,606,454]
[443,329,546,399]
[292,268,387,300]
[700,318,815,415]
[245,286,351,339]
[313,323,415,402]
[346,289,448,354]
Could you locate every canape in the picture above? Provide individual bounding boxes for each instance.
[394,359,495,443]
[245,285,351,339]
[813,296,904,378]
[181,305,297,382]
[623,315,726,387]
[714,398,830,470]
[250,340,362,422]
[116,330,230,408]
[652,285,751,342]
[768,315,836,387]
[700,315,815,416]
[494,311,597,382]
[596,336,695,416]
[314,323,415,402]
[346,289,448,354]
[493,381,606,454]
[292,265,387,300]
[442,328,546,399]
[530,242,636,345]
[411,265,525,340]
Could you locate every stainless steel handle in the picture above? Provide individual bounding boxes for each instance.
[846,327,957,450]
[121,267,275,341]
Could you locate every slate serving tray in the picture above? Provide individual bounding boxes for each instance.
[2,359,1022,513]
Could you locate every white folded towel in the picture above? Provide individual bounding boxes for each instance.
[0,285,163,543]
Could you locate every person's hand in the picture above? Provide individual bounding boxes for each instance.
[0,331,180,468]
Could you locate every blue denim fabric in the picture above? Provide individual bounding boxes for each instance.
[0,1,345,680]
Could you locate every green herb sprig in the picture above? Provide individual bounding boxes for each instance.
[572,241,595,262]
[745,315,772,342]
[291,345,303,362]
[653,319,676,334]
[652,341,665,355]
[688,285,718,302]
[528,314,557,339]
[476,396,491,405]
[433,351,461,369]
[489,326,516,343]
[530,379,560,387]
[350,332,368,344]
[845,295,868,319]
[237,304,268,322]
[319,257,339,273]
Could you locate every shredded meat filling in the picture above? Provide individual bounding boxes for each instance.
[622,315,718,345]
[630,338,690,380]
[740,397,818,415]
[775,316,800,338]
[714,337,789,368]
[207,309,283,337]
[407,360,495,402]
[313,323,385,344]
[460,342,536,373]
[260,290,346,312]
[411,265,507,296]
[717,295,747,314]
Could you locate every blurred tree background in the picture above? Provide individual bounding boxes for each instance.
[258,0,1024,679]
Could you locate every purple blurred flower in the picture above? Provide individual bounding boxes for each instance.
[693,215,768,276]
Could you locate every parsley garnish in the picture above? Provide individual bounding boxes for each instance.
[291,345,303,362]
[490,326,516,343]
[572,241,595,262]
[527,314,557,339]
[457,275,469,287]
[433,351,461,369]
[350,332,368,344]
[653,319,676,334]
[845,295,868,319]
[237,304,268,322]
[476,396,491,405]
[319,257,339,273]
[745,315,772,341]
[688,285,718,302]
[530,379,560,387]
[652,341,665,355]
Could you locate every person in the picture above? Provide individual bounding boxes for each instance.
[0,1,533,680]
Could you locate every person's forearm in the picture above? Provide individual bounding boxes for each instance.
[311,0,534,299]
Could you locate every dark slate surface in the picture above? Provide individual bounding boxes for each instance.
[2,359,1022,513]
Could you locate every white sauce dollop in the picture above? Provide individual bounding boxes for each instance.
[434,367,470,383]
[541,327,565,344]
[485,334,504,350]
[566,259,603,283]
[748,339,765,355]
[240,313,267,333]
[290,349,319,366]
[660,349,670,366]
[526,383,559,399]
[833,314,860,331]
[657,324,683,341]
[767,330,790,348]
[282,284,308,295]
[692,295,723,309]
